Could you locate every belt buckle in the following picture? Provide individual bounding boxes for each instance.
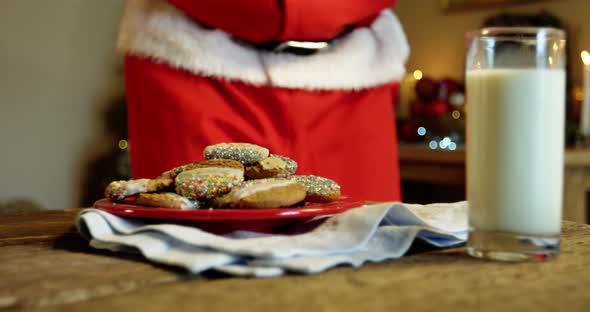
[273,41,329,55]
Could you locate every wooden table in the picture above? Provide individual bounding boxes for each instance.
[1,209,590,312]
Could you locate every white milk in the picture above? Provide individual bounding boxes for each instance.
[466,69,565,235]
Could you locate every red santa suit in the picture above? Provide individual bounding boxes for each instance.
[118,0,409,201]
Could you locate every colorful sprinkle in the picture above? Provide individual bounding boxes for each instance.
[175,170,244,200]
[105,179,150,201]
[105,181,127,200]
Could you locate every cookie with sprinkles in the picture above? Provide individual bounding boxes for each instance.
[175,167,244,200]
[160,159,244,179]
[159,162,199,179]
[245,154,298,179]
[105,178,174,201]
[291,175,341,203]
[136,192,200,210]
[212,178,306,209]
[203,143,269,165]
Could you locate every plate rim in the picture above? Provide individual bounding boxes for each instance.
[92,197,364,221]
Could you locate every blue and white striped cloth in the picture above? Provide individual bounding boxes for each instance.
[77,202,467,277]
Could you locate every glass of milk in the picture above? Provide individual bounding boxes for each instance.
[465,27,566,261]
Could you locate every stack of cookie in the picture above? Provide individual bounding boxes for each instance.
[104,143,341,209]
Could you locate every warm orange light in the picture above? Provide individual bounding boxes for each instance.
[574,88,584,102]
[581,50,590,65]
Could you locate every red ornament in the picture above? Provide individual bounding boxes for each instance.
[415,78,439,102]
[426,100,451,117]
[410,100,428,117]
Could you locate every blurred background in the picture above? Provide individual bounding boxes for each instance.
[0,1,126,211]
[0,0,588,223]
[393,0,590,224]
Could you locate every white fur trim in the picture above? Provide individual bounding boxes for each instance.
[118,0,409,91]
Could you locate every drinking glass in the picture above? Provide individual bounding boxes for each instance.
[465,27,566,261]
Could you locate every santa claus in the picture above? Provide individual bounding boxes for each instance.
[118,0,409,201]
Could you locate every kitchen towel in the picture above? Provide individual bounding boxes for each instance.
[77,202,467,277]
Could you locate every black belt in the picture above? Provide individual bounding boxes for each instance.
[247,24,356,56]
[252,40,331,56]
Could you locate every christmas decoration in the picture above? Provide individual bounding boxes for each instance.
[415,78,439,102]
[398,74,466,146]
[438,78,463,102]
[427,100,451,118]
[400,121,421,143]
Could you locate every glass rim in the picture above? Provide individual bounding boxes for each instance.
[467,27,565,39]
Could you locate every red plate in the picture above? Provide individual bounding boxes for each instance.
[93,197,363,234]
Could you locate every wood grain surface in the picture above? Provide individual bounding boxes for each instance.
[1,210,589,312]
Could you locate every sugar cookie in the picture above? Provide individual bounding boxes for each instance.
[203,143,269,165]
[136,192,200,210]
[105,178,174,201]
[291,175,341,203]
[245,155,297,179]
[212,178,306,209]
